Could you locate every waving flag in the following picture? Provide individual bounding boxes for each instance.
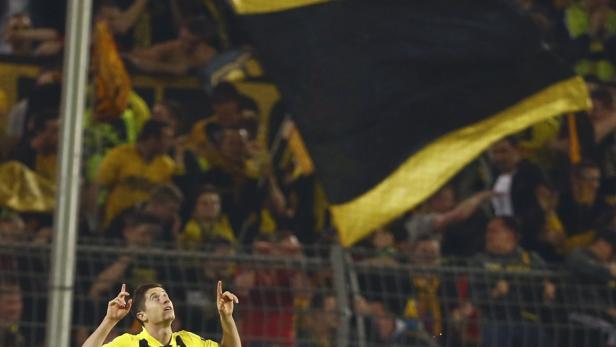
[231,0,591,246]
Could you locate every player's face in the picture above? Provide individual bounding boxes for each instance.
[142,287,175,325]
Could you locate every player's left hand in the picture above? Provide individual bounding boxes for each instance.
[217,280,239,318]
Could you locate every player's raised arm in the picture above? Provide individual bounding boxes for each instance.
[82,283,133,347]
[217,280,241,347]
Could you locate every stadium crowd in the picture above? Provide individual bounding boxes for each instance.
[1,0,616,346]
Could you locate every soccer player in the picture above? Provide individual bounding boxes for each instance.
[82,281,240,347]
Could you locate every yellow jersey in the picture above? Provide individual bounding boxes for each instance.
[96,143,175,226]
[103,328,219,347]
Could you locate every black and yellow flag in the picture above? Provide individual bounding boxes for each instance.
[231,0,591,246]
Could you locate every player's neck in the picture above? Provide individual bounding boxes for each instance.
[145,323,173,345]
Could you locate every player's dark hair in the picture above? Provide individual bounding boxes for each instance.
[132,283,163,325]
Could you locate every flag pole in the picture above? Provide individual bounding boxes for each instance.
[45,0,92,345]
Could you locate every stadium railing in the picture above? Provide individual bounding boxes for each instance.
[1,242,614,347]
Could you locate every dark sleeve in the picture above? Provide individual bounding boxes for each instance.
[511,160,549,216]
[467,256,494,307]
[517,161,550,191]
[512,162,552,253]
[566,249,613,283]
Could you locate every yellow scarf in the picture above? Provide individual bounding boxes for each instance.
[412,276,442,336]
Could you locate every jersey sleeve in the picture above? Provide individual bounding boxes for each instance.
[96,147,123,186]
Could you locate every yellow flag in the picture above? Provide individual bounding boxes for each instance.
[92,20,132,121]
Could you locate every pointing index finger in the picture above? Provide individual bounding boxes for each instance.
[217,281,222,298]
[121,283,126,294]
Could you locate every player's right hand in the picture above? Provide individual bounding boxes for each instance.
[105,283,132,322]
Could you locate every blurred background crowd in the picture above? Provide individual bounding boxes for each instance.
[2,0,616,346]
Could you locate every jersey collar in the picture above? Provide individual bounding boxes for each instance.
[137,328,180,346]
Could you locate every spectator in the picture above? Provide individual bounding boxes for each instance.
[23,110,59,181]
[94,0,150,51]
[566,228,616,282]
[82,90,152,184]
[0,211,26,242]
[0,210,45,278]
[7,108,59,182]
[564,229,616,346]
[0,278,25,347]
[181,237,236,338]
[408,234,442,267]
[189,82,258,169]
[589,87,616,205]
[14,81,61,143]
[216,128,256,175]
[403,235,446,341]
[357,228,399,267]
[273,163,325,246]
[3,69,61,155]
[296,293,338,347]
[174,91,263,239]
[192,127,273,241]
[0,0,30,48]
[354,296,438,347]
[469,216,555,347]
[127,16,217,76]
[234,234,307,347]
[88,212,165,302]
[0,218,47,346]
[488,136,549,218]
[0,210,49,244]
[96,0,182,51]
[558,160,611,252]
[588,87,616,148]
[1,13,62,56]
[95,119,176,228]
[551,88,616,185]
[354,236,443,346]
[178,185,236,249]
[151,99,185,134]
[533,183,568,261]
[402,234,477,346]
[106,183,184,243]
[487,136,557,258]
[179,83,261,197]
[405,185,492,257]
[549,114,596,184]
